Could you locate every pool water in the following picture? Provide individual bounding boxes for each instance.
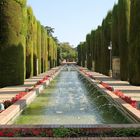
[15,68,130,124]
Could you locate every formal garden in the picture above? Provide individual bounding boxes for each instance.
[0,0,140,139]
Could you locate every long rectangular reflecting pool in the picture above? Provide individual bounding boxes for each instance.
[14,66,131,124]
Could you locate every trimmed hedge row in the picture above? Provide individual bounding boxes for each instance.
[0,0,58,87]
[0,0,27,86]
[77,0,140,85]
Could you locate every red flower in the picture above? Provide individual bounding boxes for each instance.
[0,131,4,137]
[46,129,53,137]
[100,82,114,91]
[6,132,14,137]
[32,129,41,136]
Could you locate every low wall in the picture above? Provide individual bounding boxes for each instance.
[0,67,61,125]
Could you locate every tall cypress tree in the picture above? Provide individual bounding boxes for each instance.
[77,44,82,66]
[129,0,140,85]
[0,0,27,87]
[90,30,96,71]
[33,16,38,76]
[44,34,48,70]
[118,0,130,81]
[37,21,41,74]
[95,26,102,73]
[48,37,54,68]
[26,7,33,78]
[112,4,119,57]
[101,11,112,75]
[86,34,92,70]
[41,26,45,73]
[81,42,86,67]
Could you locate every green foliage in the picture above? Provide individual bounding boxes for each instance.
[44,34,48,71]
[112,4,119,57]
[37,21,41,74]
[33,16,38,76]
[90,30,96,69]
[53,128,81,137]
[57,46,61,66]
[0,0,27,87]
[101,11,112,75]
[26,7,33,78]
[81,42,86,67]
[112,128,140,137]
[60,42,77,62]
[94,26,102,73]
[0,0,59,88]
[86,34,92,70]
[77,44,81,66]
[118,0,130,80]
[41,26,45,73]
[129,0,140,85]
[48,37,53,68]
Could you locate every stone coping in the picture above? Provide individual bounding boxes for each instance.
[0,124,140,128]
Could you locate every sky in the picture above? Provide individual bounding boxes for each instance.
[27,0,118,47]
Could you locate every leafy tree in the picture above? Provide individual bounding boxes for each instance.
[45,26,54,37]
[60,43,77,62]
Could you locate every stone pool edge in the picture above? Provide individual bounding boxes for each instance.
[76,67,140,123]
[0,67,62,125]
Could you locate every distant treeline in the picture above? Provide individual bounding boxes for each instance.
[0,0,58,87]
[77,0,140,85]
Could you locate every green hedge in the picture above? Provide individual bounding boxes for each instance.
[86,34,92,70]
[37,21,41,74]
[94,26,102,73]
[0,0,27,87]
[26,7,33,78]
[112,4,119,57]
[101,11,112,75]
[33,16,38,76]
[129,0,140,85]
[118,0,130,81]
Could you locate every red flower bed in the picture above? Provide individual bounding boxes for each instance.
[0,128,53,137]
[0,73,54,112]
[11,92,27,103]
[114,90,137,108]
[35,75,50,87]
[100,82,114,91]
[3,92,28,109]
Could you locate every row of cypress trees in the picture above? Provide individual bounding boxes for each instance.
[77,0,140,85]
[0,0,58,87]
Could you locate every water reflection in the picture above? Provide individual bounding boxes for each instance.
[15,67,130,124]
